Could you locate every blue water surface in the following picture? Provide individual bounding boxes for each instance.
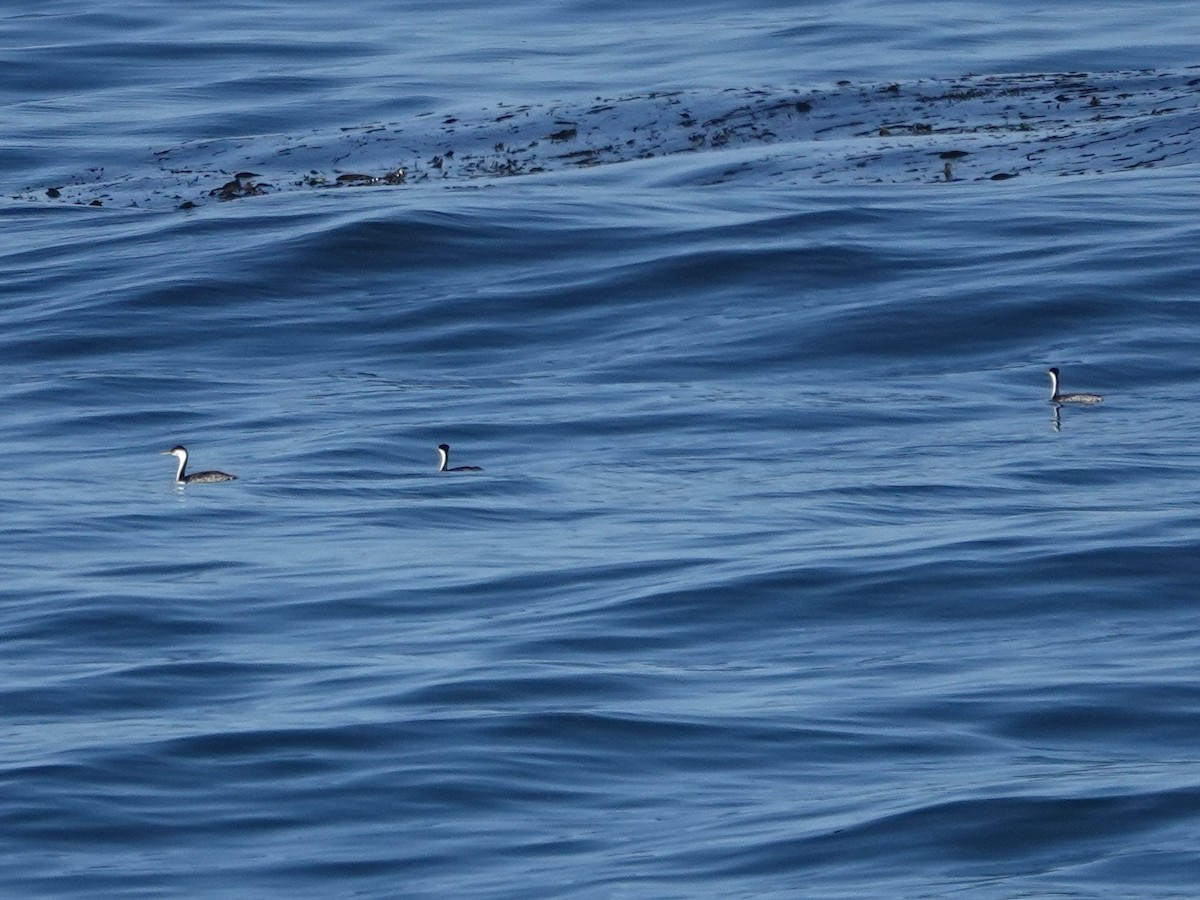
[3,2,1200,897]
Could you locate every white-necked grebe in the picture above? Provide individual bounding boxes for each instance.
[1048,367,1103,405]
[437,443,482,472]
[162,445,237,483]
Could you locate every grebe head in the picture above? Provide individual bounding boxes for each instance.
[1047,367,1061,397]
[162,445,188,481]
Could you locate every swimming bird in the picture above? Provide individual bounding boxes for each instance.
[437,443,482,472]
[162,445,237,483]
[1048,367,1103,404]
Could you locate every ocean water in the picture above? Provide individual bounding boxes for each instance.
[4,2,1200,897]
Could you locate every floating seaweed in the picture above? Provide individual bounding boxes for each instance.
[16,67,1200,209]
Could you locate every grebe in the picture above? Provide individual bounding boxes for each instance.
[162,445,237,483]
[437,443,482,472]
[1048,367,1103,405]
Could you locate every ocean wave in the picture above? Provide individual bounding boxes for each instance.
[15,66,1200,210]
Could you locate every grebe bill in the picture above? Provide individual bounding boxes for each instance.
[1047,367,1103,405]
[437,443,482,472]
[162,445,237,483]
